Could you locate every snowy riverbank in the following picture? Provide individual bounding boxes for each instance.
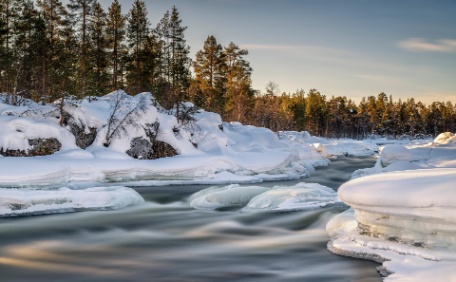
[327,132,456,281]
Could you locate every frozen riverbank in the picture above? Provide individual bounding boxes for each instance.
[327,133,456,281]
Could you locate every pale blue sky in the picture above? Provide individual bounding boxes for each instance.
[97,0,456,104]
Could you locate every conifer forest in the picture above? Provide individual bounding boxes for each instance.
[1,0,455,139]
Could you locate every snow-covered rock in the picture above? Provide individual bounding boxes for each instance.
[434,132,456,146]
[0,186,144,217]
[189,182,340,212]
[243,182,340,212]
[328,162,456,281]
[351,137,456,179]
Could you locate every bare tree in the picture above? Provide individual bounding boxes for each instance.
[104,91,149,146]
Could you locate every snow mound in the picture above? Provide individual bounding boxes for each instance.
[379,144,411,166]
[189,184,270,210]
[279,131,377,158]
[0,115,77,151]
[434,132,456,146]
[328,168,456,281]
[243,183,340,212]
[351,140,456,179]
[189,182,339,212]
[0,186,144,217]
[339,168,456,244]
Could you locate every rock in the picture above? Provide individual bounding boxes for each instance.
[0,138,62,157]
[126,137,154,159]
[152,140,178,159]
[70,124,97,149]
[126,137,178,160]
[63,112,97,149]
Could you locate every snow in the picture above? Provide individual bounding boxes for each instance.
[189,184,270,210]
[0,186,144,217]
[243,183,340,212]
[350,135,456,179]
[2,92,454,279]
[0,91,384,188]
[434,132,456,145]
[189,182,340,212]
[327,133,456,281]
[0,115,78,151]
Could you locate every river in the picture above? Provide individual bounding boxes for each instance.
[0,157,382,282]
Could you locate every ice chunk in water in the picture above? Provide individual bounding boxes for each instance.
[243,183,340,212]
[189,182,340,212]
[0,186,144,217]
[189,184,270,210]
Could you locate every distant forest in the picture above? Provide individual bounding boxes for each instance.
[1,0,455,139]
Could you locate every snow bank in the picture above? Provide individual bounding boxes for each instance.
[351,136,456,179]
[0,186,144,217]
[279,131,377,158]
[0,92,385,188]
[434,132,456,145]
[328,167,456,281]
[0,115,77,151]
[189,182,340,212]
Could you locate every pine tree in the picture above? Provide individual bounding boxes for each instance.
[88,2,109,96]
[154,10,170,104]
[126,0,150,94]
[10,0,41,103]
[0,0,20,95]
[305,89,327,136]
[192,35,225,112]
[67,0,94,97]
[289,89,306,131]
[106,0,125,90]
[154,6,190,113]
[168,6,190,113]
[37,0,76,125]
[223,42,253,122]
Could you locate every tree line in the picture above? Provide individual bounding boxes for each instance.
[249,88,456,139]
[1,0,455,138]
[0,0,192,110]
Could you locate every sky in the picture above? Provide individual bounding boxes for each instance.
[96,0,456,104]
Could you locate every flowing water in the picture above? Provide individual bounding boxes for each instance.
[0,157,381,282]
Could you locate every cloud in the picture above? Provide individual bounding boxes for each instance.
[352,74,400,84]
[398,38,456,53]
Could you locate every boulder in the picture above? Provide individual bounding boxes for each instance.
[0,138,62,157]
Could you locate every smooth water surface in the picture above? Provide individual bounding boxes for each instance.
[0,157,381,282]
